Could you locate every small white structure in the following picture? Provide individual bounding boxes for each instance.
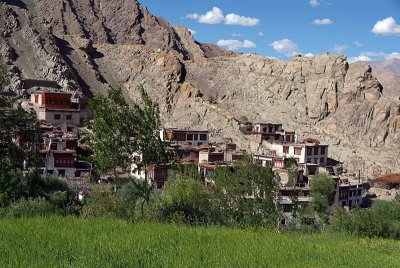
[131,152,145,180]
[159,128,209,147]
[30,90,87,126]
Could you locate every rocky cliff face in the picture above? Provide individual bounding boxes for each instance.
[368,59,400,99]
[1,0,399,176]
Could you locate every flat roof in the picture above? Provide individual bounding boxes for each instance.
[253,123,283,126]
[42,108,80,112]
[263,141,328,147]
[163,128,209,133]
[32,90,73,95]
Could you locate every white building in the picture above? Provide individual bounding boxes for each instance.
[159,128,209,147]
[262,141,328,166]
[30,90,88,126]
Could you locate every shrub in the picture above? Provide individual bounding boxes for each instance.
[81,191,127,219]
[207,95,217,104]
[330,199,400,239]
[156,175,213,225]
[6,198,56,218]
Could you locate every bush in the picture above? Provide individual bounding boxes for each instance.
[156,175,214,225]
[6,198,56,218]
[330,199,400,240]
[81,191,128,219]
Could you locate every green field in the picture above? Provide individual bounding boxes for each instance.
[0,217,399,267]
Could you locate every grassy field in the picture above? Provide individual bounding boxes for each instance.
[0,217,399,267]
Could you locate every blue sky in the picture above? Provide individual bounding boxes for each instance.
[139,0,400,62]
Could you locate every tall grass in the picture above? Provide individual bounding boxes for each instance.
[0,217,399,267]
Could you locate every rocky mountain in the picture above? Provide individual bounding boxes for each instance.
[368,59,400,99]
[1,0,399,176]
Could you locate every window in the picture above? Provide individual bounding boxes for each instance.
[51,143,57,150]
[283,146,289,154]
[294,147,302,155]
[357,189,362,196]
[200,134,207,141]
[263,127,267,133]
[193,134,198,140]
[66,114,72,120]
[320,146,326,155]
[320,157,325,164]
[314,158,318,164]
[314,147,319,155]
[58,169,65,176]
[349,191,353,197]
[198,142,202,146]
[307,158,312,163]
[306,148,313,156]
[54,114,61,120]
[186,134,193,140]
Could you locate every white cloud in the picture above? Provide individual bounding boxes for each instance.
[198,7,225,24]
[184,13,199,20]
[188,29,197,35]
[270,39,300,57]
[348,56,372,64]
[217,39,256,51]
[312,18,333,25]
[304,53,314,57]
[184,7,260,26]
[309,0,319,7]
[372,17,400,36]
[257,32,264,36]
[231,33,243,37]
[225,13,259,26]
[354,41,363,48]
[385,52,400,60]
[348,51,400,63]
[360,51,385,57]
[332,44,348,54]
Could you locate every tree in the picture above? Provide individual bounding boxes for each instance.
[86,85,167,218]
[0,57,42,206]
[132,85,168,180]
[285,158,300,219]
[310,173,335,215]
[86,87,139,179]
[211,156,280,227]
[157,174,213,224]
[86,85,168,181]
[120,178,154,219]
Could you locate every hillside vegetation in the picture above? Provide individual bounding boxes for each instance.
[0,217,399,267]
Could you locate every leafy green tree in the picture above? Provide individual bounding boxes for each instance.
[0,57,42,206]
[86,87,139,179]
[310,173,335,215]
[157,174,213,224]
[170,163,202,182]
[132,85,168,179]
[211,156,280,227]
[285,158,300,220]
[86,85,167,181]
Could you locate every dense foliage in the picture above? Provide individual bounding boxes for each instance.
[212,156,280,227]
[86,86,167,179]
[310,172,336,215]
[330,195,400,239]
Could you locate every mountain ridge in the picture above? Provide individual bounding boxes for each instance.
[0,0,399,176]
